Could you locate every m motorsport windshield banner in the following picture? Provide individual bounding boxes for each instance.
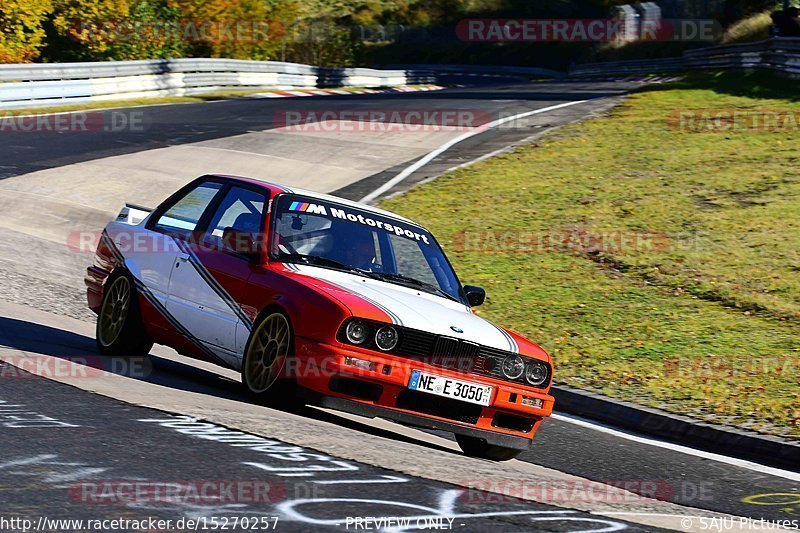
[284,197,432,245]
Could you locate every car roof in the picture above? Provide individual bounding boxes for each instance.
[205,174,422,228]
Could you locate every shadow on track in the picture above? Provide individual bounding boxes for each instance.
[0,316,459,456]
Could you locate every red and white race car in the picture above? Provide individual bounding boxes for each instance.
[86,174,554,460]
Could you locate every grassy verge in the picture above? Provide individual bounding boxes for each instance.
[381,71,800,438]
[721,11,772,44]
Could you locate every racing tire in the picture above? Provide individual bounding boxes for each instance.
[96,271,153,357]
[455,434,522,461]
[241,310,296,402]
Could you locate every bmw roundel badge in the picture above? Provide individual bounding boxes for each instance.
[450,326,464,333]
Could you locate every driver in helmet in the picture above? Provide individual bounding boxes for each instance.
[336,225,378,271]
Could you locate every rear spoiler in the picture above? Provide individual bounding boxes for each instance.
[116,203,153,226]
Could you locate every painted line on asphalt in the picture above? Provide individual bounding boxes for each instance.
[354,92,800,482]
[552,413,800,482]
[441,125,564,175]
[358,99,591,204]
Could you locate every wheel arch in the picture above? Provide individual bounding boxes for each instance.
[247,303,295,353]
[248,282,351,344]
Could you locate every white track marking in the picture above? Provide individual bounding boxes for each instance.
[312,475,409,485]
[358,99,591,203]
[443,111,601,174]
[552,413,800,482]
[444,144,519,172]
[352,91,800,483]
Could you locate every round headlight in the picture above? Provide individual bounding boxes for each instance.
[374,326,399,351]
[501,355,525,380]
[525,362,549,386]
[345,320,369,345]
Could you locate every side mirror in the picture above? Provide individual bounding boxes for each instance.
[463,285,486,307]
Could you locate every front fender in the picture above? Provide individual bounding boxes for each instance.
[243,267,352,344]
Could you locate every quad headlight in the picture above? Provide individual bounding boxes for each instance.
[525,361,550,386]
[501,355,526,380]
[375,326,399,351]
[345,320,369,345]
[340,319,399,352]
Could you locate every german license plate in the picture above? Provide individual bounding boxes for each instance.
[408,370,493,406]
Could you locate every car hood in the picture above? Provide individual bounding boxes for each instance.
[284,264,519,353]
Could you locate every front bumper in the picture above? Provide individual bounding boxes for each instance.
[292,338,555,449]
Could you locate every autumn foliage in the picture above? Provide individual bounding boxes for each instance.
[0,0,480,64]
[1,0,306,62]
[1,0,758,65]
[0,0,53,62]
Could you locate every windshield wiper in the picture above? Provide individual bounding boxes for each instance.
[373,273,459,302]
[279,253,377,278]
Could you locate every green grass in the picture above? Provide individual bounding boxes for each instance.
[381,71,800,438]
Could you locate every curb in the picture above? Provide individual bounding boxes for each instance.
[565,74,680,83]
[251,85,446,99]
[343,82,800,473]
[551,385,800,471]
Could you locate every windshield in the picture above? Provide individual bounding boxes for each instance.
[271,194,464,303]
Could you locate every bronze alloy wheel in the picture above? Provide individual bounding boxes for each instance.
[98,275,131,348]
[244,312,291,394]
[95,271,153,357]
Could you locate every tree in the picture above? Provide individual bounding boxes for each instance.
[0,0,53,63]
[51,0,132,58]
[105,0,188,59]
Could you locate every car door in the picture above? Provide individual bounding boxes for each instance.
[124,180,224,309]
[165,184,268,367]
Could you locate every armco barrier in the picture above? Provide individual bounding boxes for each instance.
[569,37,800,78]
[386,64,566,80]
[0,59,570,110]
[0,59,438,110]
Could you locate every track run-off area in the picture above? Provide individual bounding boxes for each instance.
[0,80,798,533]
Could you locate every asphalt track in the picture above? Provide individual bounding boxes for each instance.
[0,80,798,532]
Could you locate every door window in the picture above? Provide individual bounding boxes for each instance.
[152,182,223,234]
[205,187,267,255]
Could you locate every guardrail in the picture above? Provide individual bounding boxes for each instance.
[0,58,435,110]
[569,37,800,78]
[386,64,566,80]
